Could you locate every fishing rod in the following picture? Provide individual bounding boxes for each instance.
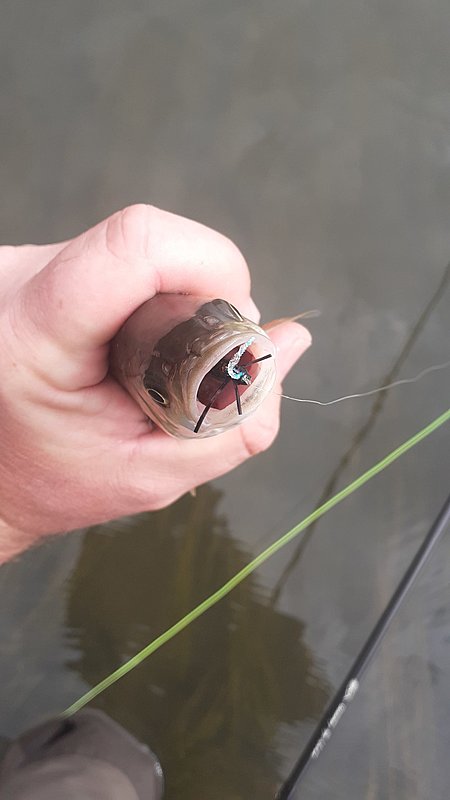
[276,491,450,800]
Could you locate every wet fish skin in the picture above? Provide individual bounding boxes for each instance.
[110,295,276,438]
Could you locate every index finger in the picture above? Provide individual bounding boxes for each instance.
[19,205,255,349]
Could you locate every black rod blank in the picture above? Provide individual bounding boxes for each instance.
[276,492,450,800]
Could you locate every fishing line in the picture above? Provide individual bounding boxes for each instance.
[264,309,321,331]
[62,407,450,717]
[276,491,450,799]
[279,358,450,406]
[271,259,450,599]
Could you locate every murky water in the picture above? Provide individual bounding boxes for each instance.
[1,1,450,797]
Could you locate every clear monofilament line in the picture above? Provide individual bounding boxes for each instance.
[62,407,450,717]
[279,358,450,406]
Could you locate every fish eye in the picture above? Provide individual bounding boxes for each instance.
[147,388,169,406]
[227,303,244,321]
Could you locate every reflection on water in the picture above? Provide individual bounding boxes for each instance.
[1,1,450,796]
[271,261,450,607]
[66,486,329,798]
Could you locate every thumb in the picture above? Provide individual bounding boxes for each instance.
[264,319,312,383]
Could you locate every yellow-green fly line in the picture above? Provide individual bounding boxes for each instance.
[63,407,450,717]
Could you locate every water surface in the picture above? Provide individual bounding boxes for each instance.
[1,1,450,797]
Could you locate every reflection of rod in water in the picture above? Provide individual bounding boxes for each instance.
[271,260,450,606]
[276,493,450,800]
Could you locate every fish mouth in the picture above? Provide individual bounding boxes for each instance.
[134,330,276,438]
[197,346,260,411]
[186,332,276,436]
[111,294,277,439]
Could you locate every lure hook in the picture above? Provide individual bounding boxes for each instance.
[194,344,274,433]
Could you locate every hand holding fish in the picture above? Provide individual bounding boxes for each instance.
[0,205,311,562]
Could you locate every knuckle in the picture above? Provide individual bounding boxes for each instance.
[124,477,179,513]
[105,204,156,260]
[0,245,18,266]
[121,446,181,511]
[222,236,250,281]
[6,288,41,349]
[121,474,157,509]
[239,414,280,459]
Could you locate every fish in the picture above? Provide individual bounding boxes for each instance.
[110,295,277,438]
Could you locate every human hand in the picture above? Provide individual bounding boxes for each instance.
[0,205,311,562]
